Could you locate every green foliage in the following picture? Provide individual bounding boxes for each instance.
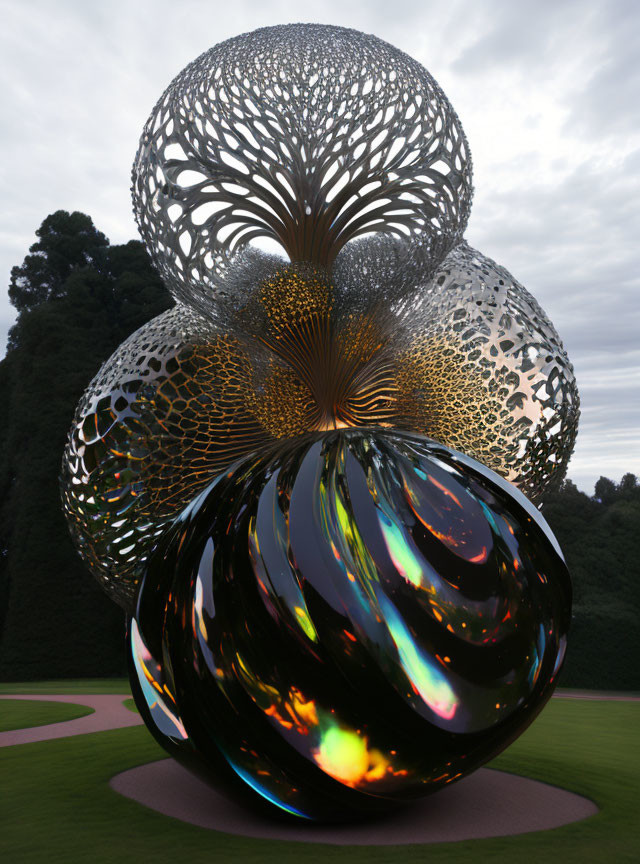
[0,679,130,694]
[8,211,109,315]
[543,476,640,690]
[0,212,172,681]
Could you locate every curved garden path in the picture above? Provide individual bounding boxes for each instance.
[1,689,634,749]
[0,694,142,747]
[110,758,598,844]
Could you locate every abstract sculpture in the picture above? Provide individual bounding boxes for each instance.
[61,24,577,821]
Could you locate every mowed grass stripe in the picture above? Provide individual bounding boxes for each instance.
[0,699,94,732]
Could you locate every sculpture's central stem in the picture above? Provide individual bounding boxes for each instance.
[256,265,397,434]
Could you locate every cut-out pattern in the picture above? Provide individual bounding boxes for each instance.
[132,24,472,319]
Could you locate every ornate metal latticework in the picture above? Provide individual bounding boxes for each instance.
[132,24,472,318]
[62,242,578,607]
[62,23,576,822]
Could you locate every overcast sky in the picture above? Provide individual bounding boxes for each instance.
[1,0,638,494]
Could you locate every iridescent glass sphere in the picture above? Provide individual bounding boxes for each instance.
[129,428,571,821]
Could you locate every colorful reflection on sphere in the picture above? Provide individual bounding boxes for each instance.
[129,428,571,821]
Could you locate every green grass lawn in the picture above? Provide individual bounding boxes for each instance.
[123,697,138,713]
[0,698,638,863]
[0,678,130,695]
[0,699,94,732]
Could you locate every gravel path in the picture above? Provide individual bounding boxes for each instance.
[0,694,142,747]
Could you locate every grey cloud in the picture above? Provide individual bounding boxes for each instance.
[450,0,594,77]
[563,1,640,137]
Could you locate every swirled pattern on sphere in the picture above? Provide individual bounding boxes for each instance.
[128,428,571,821]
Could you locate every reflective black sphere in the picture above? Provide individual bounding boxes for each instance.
[128,428,571,821]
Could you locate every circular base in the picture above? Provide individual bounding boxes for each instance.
[110,759,597,845]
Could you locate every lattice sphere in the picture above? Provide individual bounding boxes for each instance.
[132,23,473,319]
[386,242,580,502]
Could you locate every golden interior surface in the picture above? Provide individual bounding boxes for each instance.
[395,334,516,477]
[140,269,520,509]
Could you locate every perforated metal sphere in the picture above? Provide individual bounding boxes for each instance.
[131,23,473,318]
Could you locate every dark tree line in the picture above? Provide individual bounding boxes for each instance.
[0,211,638,688]
[0,212,172,680]
[542,476,640,689]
